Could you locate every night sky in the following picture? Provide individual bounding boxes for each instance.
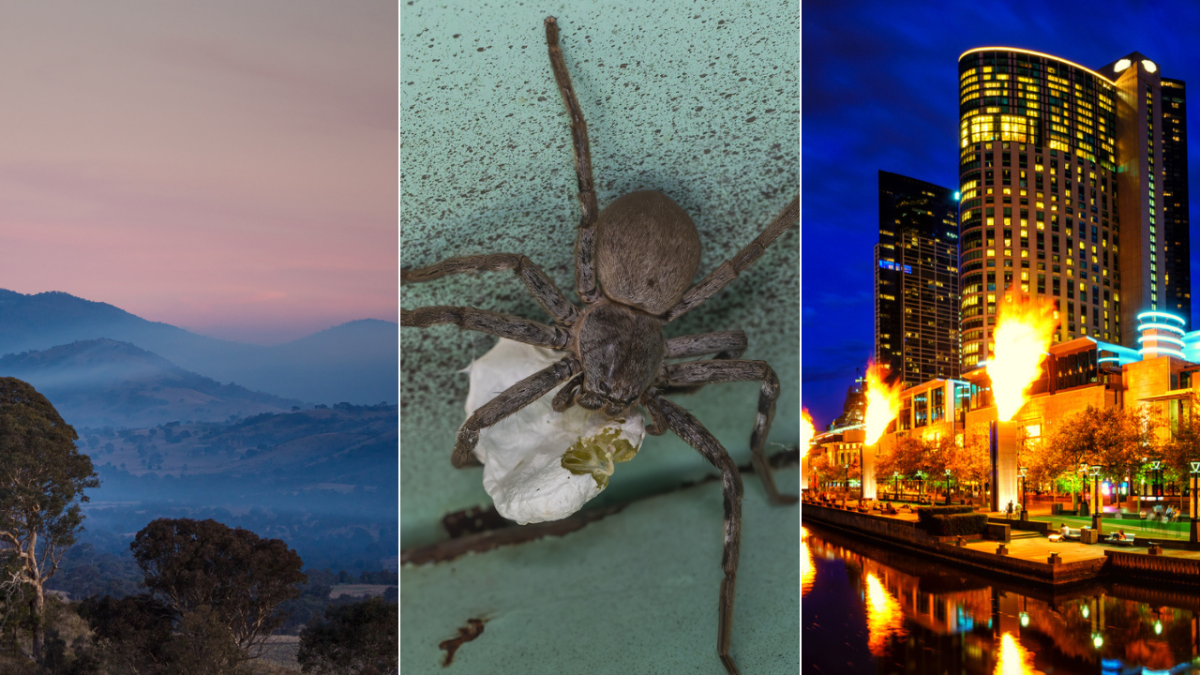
[802,0,1200,430]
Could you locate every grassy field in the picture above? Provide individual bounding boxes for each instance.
[1031,514,1190,540]
[329,583,393,599]
[255,636,301,673]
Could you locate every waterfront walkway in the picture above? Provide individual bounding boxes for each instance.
[807,498,1200,565]
[961,532,1200,564]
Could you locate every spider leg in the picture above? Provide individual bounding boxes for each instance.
[662,196,799,323]
[401,306,570,350]
[657,360,798,505]
[639,393,670,436]
[642,388,742,675]
[454,357,580,467]
[659,330,748,396]
[551,373,584,412]
[402,253,579,326]
[545,16,601,305]
[664,330,747,360]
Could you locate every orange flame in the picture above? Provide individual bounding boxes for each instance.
[800,408,815,458]
[864,572,905,656]
[988,293,1059,422]
[864,363,903,446]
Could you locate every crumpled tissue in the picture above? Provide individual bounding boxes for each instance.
[464,338,646,524]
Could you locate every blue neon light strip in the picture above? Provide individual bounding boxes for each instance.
[1137,310,1185,324]
[1138,322,1186,335]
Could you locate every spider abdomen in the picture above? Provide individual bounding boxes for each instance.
[594,191,701,316]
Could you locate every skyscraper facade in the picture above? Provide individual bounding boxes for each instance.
[957,48,1188,370]
[1160,77,1190,326]
[875,171,961,386]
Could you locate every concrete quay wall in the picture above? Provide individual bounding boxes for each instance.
[804,503,1105,586]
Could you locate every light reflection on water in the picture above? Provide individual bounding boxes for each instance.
[995,633,1040,675]
[864,572,906,657]
[801,526,815,597]
[802,524,1200,675]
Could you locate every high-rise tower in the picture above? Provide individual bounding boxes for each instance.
[957,48,1188,370]
[1160,78,1190,326]
[875,171,961,386]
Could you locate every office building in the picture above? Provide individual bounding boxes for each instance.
[875,171,961,386]
[956,48,1189,368]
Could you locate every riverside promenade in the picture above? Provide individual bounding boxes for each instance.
[802,499,1200,587]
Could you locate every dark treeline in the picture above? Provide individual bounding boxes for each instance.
[0,377,398,673]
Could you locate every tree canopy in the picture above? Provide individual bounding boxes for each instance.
[1040,405,1149,480]
[0,377,99,664]
[130,518,307,660]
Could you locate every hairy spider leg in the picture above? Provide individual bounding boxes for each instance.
[659,330,748,396]
[663,330,748,360]
[642,388,744,675]
[658,360,798,505]
[551,373,584,412]
[400,307,571,351]
[402,253,579,326]
[453,357,580,468]
[545,16,601,305]
[663,195,799,323]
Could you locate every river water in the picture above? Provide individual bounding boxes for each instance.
[802,523,1200,675]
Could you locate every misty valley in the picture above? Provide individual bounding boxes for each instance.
[0,289,398,672]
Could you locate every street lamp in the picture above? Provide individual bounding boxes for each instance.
[892,471,901,501]
[842,462,850,507]
[916,470,927,504]
[1189,460,1199,544]
[1078,462,1089,515]
[1019,466,1028,518]
[1090,464,1103,532]
[1151,459,1162,500]
[945,468,952,505]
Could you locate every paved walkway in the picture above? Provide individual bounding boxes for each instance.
[819,501,1200,563]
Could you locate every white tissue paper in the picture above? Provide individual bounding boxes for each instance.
[464,338,646,524]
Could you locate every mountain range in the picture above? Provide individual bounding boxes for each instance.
[0,289,396,405]
[0,339,304,428]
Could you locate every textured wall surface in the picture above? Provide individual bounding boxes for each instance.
[402,467,800,673]
[401,0,799,548]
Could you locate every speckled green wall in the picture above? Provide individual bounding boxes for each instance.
[401,0,799,549]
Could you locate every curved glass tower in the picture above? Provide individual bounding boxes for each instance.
[957,48,1189,371]
[957,48,1121,370]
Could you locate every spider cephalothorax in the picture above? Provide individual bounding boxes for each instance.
[401,17,797,675]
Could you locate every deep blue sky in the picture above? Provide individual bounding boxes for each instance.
[801,0,1200,429]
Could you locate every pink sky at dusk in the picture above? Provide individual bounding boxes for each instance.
[0,1,397,345]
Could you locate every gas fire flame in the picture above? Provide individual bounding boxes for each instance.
[800,408,815,458]
[988,293,1058,422]
[863,363,903,446]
